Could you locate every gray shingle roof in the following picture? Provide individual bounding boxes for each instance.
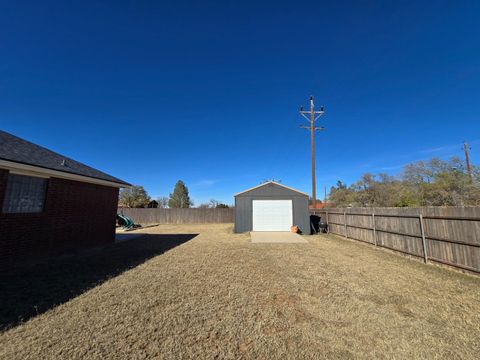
[0,130,130,186]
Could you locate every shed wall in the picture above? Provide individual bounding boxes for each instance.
[235,183,309,233]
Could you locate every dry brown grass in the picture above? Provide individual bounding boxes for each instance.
[1,223,479,359]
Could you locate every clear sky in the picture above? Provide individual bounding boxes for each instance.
[1,1,480,205]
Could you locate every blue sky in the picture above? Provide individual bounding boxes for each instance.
[1,1,480,205]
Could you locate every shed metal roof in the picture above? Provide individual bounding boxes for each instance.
[0,130,130,186]
[234,181,309,197]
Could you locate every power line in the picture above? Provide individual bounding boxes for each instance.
[299,96,325,209]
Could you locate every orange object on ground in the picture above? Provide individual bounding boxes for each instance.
[290,225,299,233]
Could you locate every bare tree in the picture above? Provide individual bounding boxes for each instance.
[209,199,220,208]
[329,157,480,208]
[157,196,169,208]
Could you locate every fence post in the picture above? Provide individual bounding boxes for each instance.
[326,210,329,234]
[344,211,348,239]
[372,212,377,246]
[419,214,428,263]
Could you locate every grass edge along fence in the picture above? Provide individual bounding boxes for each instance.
[311,207,480,275]
[118,207,235,225]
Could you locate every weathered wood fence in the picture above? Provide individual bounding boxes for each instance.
[118,208,235,225]
[311,207,480,274]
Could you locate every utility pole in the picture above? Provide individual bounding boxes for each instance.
[299,96,325,209]
[464,142,473,182]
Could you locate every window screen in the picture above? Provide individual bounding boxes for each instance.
[2,174,48,213]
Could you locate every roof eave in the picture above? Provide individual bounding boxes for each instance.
[0,159,130,188]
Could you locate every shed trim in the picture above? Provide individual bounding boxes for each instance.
[234,181,309,197]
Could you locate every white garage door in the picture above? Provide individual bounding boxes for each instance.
[252,200,293,231]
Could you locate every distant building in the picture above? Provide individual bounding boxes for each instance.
[309,201,331,209]
[147,200,159,208]
[0,130,130,266]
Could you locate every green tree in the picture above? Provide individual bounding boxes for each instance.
[119,186,151,208]
[329,156,480,208]
[336,180,347,190]
[168,180,193,208]
[329,182,356,207]
[402,157,480,206]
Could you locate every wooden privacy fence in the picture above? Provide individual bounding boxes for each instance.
[311,207,480,274]
[118,208,235,225]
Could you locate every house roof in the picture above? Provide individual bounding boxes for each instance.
[309,201,331,209]
[0,130,130,186]
[234,181,309,197]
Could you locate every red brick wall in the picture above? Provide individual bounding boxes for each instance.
[0,169,119,267]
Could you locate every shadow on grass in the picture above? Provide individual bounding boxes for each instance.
[0,233,197,331]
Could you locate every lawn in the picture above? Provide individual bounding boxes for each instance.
[1,223,479,359]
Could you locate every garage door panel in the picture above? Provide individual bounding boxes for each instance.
[252,200,292,231]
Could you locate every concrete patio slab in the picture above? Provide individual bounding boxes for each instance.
[250,232,308,244]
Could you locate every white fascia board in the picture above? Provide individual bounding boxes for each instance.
[0,159,129,188]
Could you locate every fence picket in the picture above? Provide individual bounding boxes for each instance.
[313,207,480,275]
[119,208,234,225]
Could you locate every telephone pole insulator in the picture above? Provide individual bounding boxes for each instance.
[299,96,325,209]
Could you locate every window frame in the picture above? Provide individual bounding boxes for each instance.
[2,173,49,214]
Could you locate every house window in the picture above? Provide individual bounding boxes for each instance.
[2,174,48,213]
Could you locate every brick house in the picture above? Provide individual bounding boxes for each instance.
[0,130,130,266]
